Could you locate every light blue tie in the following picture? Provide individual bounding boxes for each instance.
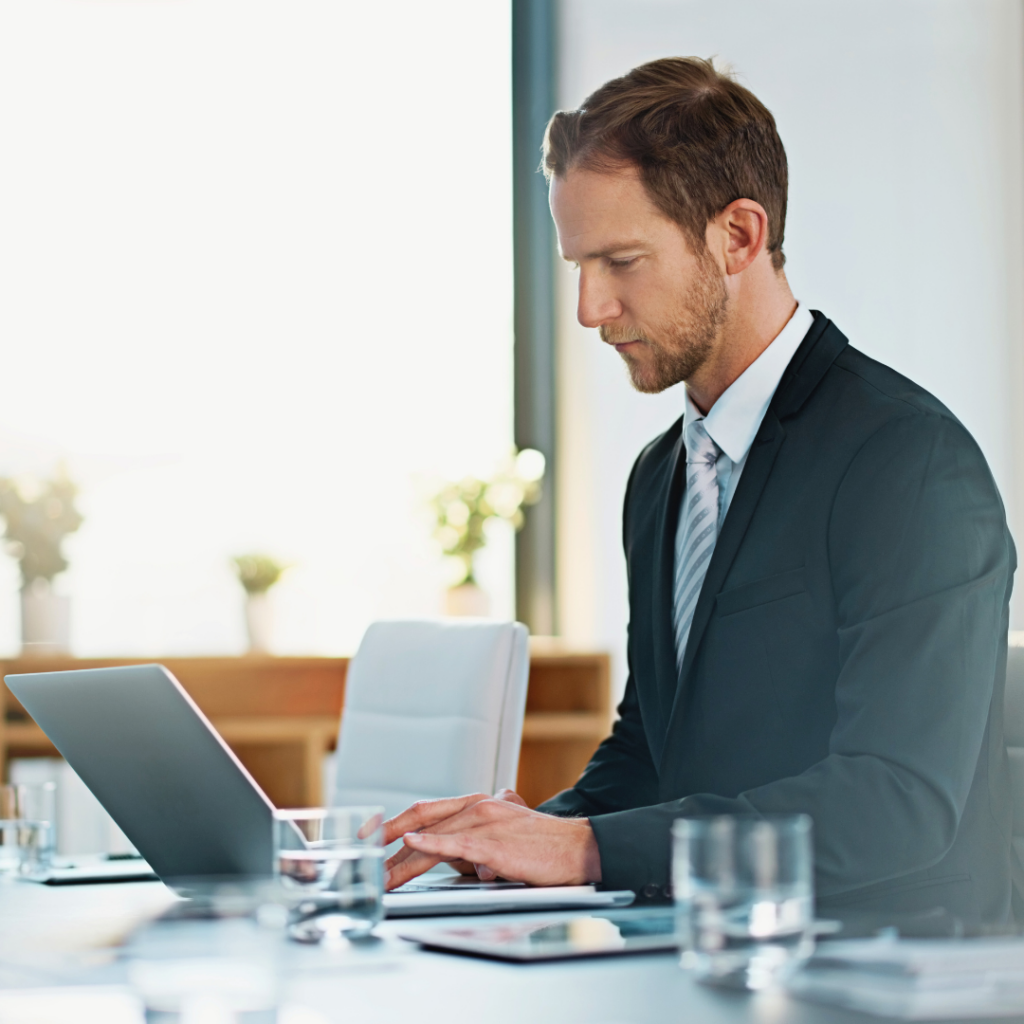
[673,419,721,670]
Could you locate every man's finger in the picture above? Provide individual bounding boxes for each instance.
[384,847,446,889]
[381,793,490,846]
[385,843,415,875]
[385,844,476,887]
[402,831,502,873]
[356,811,383,840]
[384,803,518,875]
[494,789,528,808]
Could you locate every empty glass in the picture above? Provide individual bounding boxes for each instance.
[0,782,56,876]
[673,814,814,990]
[273,806,384,942]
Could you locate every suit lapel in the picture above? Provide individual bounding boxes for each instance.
[657,312,848,762]
[647,413,785,763]
[673,413,785,700]
[649,428,688,760]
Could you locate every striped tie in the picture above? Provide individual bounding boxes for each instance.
[673,419,722,669]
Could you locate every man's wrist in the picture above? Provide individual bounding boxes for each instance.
[578,818,602,883]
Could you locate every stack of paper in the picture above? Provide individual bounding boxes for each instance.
[789,938,1024,1019]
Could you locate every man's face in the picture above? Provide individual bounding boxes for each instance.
[550,165,728,394]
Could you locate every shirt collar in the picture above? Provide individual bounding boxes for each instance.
[683,304,814,464]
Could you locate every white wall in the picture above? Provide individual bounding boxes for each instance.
[556,0,1024,698]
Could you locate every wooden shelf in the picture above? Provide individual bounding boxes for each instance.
[521,712,611,740]
[1,650,612,809]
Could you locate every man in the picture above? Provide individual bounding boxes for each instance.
[384,57,1016,919]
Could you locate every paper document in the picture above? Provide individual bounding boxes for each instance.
[790,937,1024,1020]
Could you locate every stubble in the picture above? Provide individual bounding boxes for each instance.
[600,251,729,394]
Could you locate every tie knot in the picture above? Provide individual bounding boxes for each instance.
[685,419,720,467]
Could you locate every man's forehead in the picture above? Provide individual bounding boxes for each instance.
[550,164,647,217]
[550,167,671,260]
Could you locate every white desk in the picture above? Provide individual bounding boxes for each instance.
[0,879,1012,1024]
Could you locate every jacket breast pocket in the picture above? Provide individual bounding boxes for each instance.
[710,565,835,767]
[716,567,806,617]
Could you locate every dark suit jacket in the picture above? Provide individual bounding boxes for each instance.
[539,312,1016,920]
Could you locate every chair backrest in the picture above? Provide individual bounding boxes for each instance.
[332,619,530,824]
[1004,638,1024,922]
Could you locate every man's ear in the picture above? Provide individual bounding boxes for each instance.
[708,199,769,276]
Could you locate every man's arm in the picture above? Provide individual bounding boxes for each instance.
[379,446,663,889]
[379,654,657,889]
[589,413,1014,896]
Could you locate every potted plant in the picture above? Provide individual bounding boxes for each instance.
[430,448,545,616]
[0,471,83,655]
[232,554,289,653]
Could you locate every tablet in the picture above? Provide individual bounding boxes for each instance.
[399,908,677,960]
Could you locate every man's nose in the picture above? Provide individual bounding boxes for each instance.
[577,271,622,328]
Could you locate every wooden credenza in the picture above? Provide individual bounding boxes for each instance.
[0,642,612,810]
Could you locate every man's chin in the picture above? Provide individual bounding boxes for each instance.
[622,354,676,394]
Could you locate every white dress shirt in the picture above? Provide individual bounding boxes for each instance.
[680,304,815,529]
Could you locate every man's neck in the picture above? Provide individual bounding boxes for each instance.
[686,273,798,415]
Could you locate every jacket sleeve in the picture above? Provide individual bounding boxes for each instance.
[588,413,1015,896]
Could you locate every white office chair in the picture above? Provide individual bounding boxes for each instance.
[332,619,530,825]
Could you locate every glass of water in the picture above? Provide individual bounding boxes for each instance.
[0,782,56,876]
[672,814,814,990]
[273,806,384,942]
[130,956,279,1022]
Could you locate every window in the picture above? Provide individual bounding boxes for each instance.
[0,0,514,654]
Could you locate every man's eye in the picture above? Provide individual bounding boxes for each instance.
[609,258,637,269]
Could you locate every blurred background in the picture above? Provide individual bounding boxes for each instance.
[0,0,1022,701]
[0,0,516,659]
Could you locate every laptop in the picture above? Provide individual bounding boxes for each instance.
[5,665,634,914]
[6,664,275,882]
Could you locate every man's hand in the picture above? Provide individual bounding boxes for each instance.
[384,790,525,881]
[382,790,602,890]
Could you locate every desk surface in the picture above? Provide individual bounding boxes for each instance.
[0,880,1016,1024]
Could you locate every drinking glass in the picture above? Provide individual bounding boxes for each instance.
[130,957,278,1023]
[0,782,56,876]
[672,814,814,990]
[273,806,384,942]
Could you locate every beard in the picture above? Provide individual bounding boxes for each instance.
[600,250,729,394]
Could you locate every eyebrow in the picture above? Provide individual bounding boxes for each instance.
[562,239,649,262]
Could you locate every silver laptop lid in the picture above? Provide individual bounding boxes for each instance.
[4,664,275,882]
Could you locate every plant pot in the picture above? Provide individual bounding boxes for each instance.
[245,593,274,653]
[444,582,491,618]
[20,579,71,657]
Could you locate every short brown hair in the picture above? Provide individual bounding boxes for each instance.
[543,57,788,270]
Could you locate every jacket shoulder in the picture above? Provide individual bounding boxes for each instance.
[829,345,961,425]
[819,344,1003,516]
